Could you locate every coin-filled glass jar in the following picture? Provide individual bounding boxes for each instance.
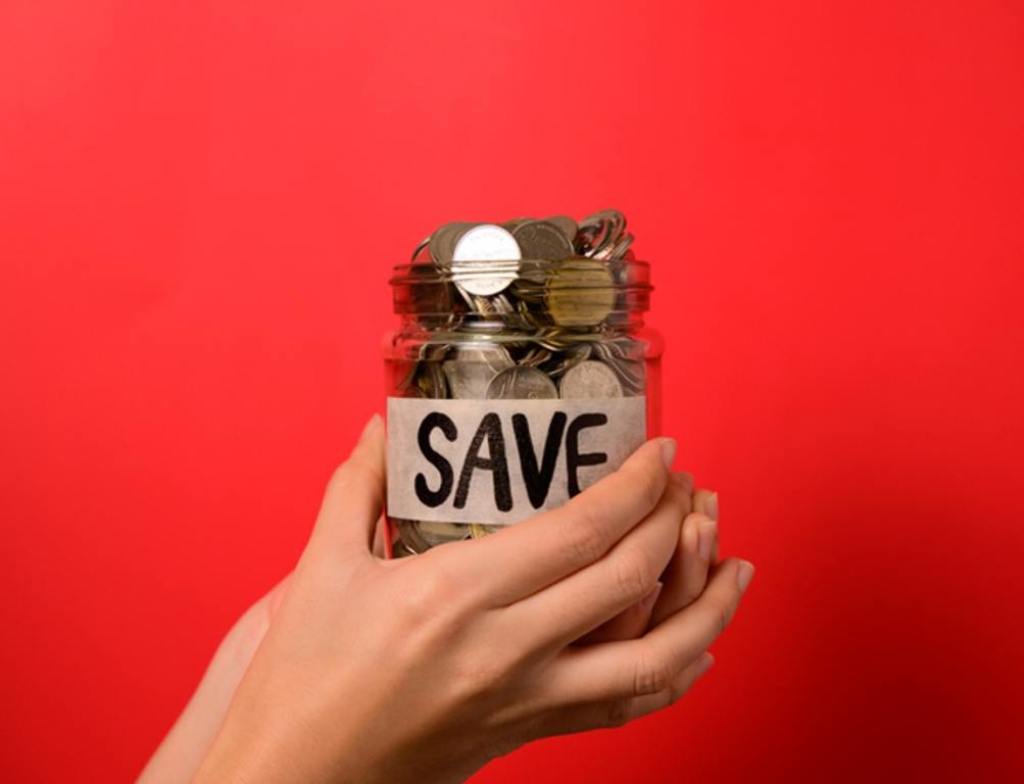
[382,212,661,557]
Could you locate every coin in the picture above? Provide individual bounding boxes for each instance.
[576,209,626,258]
[469,523,500,539]
[442,344,514,399]
[452,224,522,297]
[485,366,558,399]
[558,360,624,398]
[412,361,448,399]
[503,217,534,232]
[545,260,616,327]
[394,519,427,553]
[391,538,417,558]
[416,521,471,546]
[430,222,476,265]
[512,220,574,261]
[545,215,578,244]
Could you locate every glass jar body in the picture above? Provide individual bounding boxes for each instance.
[381,320,663,558]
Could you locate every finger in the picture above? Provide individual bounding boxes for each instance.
[693,489,719,562]
[576,581,662,645]
[673,471,695,511]
[505,475,690,649]
[442,437,676,605]
[307,414,386,557]
[530,653,714,738]
[649,511,716,626]
[538,558,753,704]
[580,471,690,643]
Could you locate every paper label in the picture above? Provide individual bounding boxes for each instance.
[386,396,647,525]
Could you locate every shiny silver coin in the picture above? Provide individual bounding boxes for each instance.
[485,366,558,400]
[452,224,522,297]
[512,220,574,261]
[429,222,476,266]
[558,360,624,399]
[442,344,515,399]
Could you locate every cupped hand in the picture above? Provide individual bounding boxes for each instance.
[183,416,752,784]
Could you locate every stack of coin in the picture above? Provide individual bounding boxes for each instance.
[389,210,650,557]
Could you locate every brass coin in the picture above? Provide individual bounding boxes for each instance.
[545,260,616,327]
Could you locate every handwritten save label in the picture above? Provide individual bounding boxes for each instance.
[386,396,647,526]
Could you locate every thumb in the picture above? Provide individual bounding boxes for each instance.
[307,413,386,557]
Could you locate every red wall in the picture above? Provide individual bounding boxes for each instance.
[2,1,1022,781]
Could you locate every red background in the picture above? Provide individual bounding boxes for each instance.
[2,1,1022,781]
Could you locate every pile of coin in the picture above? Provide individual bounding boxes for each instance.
[389,210,649,558]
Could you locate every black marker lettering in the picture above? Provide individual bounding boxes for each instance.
[454,413,512,512]
[566,413,608,497]
[414,412,457,507]
[512,411,566,508]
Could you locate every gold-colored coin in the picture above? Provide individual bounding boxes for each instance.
[545,259,616,327]
[469,523,500,539]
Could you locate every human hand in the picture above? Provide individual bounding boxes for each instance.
[189,415,753,784]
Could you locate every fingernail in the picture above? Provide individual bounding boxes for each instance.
[697,519,716,561]
[659,438,677,469]
[704,492,719,522]
[361,413,383,439]
[695,652,715,678]
[736,561,755,593]
[640,581,663,611]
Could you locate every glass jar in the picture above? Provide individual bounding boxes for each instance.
[382,253,661,558]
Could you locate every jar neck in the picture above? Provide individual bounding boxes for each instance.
[390,258,653,332]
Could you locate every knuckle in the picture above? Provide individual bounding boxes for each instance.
[633,652,673,697]
[560,512,608,565]
[456,657,506,700]
[614,551,656,603]
[634,466,664,510]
